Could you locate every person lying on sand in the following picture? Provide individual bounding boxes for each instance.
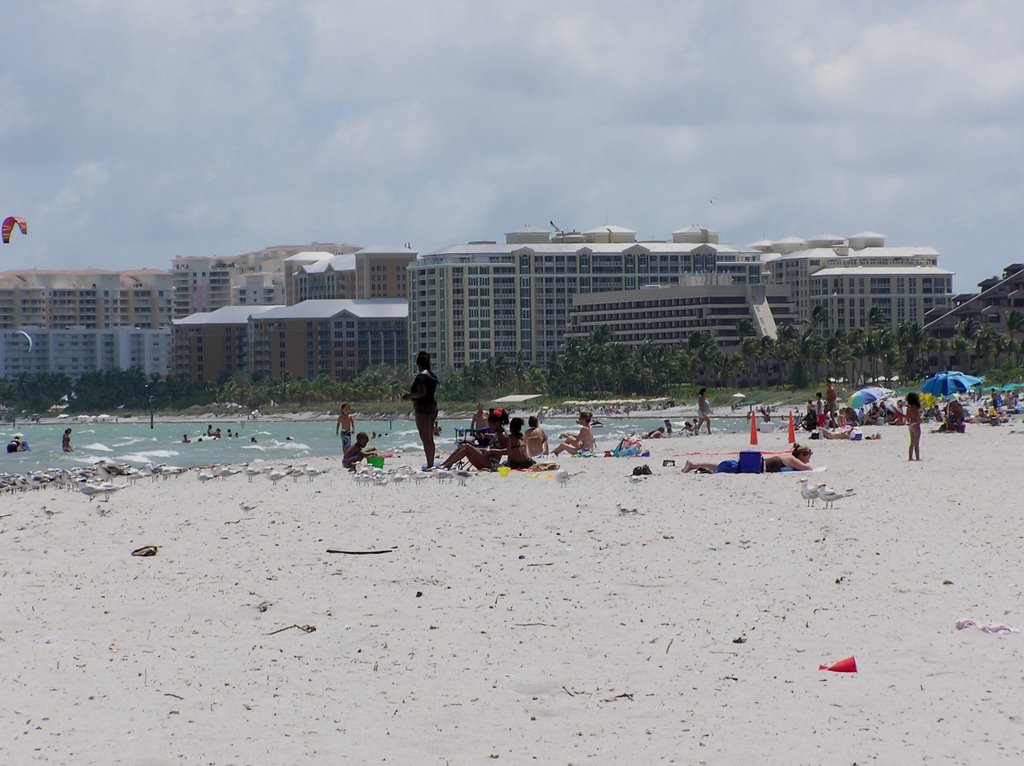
[682,444,815,473]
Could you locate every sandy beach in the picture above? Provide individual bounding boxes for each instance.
[3,423,1024,764]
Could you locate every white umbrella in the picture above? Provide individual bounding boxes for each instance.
[732,393,746,399]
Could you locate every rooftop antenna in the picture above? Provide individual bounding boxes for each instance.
[549,220,563,234]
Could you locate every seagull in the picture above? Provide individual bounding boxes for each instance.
[243,465,263,483]
[798,478,820,507]
[433,469,453,484]
[390,473,407,486]
[215,466,241,480]
[628,474,645,484]
[453,469,472,486]
[197,470,217,483]
[266,469,288,487]
[410,471,431,484]
[79,483,106,502]
[817,484,855,510]
[304,467,328,481]
[239,501,258,512]
[554,469,571,487]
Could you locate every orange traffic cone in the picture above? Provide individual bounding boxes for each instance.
[749,413,758,446]
[787,411,796,444]
[819,656,858,673]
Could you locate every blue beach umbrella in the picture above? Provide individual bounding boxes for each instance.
[849,386,891,409]
[921,371,983,397]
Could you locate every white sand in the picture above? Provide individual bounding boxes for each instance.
[3,424,1024,764]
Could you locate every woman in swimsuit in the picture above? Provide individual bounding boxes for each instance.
[682,444,814,473]
[506,417,535,469]
[440,410,509,470]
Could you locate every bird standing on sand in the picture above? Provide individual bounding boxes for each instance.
[817,484,855,510]
[799,478,820,507]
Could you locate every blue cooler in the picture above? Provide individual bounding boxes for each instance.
[738,450,764,473]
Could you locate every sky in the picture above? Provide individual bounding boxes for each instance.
[2,0,1022,291]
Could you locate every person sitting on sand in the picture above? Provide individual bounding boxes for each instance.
[682,444,815,473]
[440,410,509,470]
[553,411,596,456]
[506,417,535,470]
[470,403,489,431]
[343,432,372,471]
[524,416,549,456]
[941,398,966,432]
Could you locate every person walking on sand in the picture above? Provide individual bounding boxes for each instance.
[62,428,74,452]
[402,350,439,469]
[696,387,712,435]
[906,391,922,461]
[336,402,355,455]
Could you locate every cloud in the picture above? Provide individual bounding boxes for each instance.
[1,0,1023,288]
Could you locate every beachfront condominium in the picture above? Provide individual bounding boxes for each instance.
[172,242,360,318]
[172,300,409,382]
[0,325,172,379]
[0,268,174,330]
[756,232,953,331]
[287,245,416,304]
[566,276,798,349]
[408,224,764,372]
[923,263,1024,357]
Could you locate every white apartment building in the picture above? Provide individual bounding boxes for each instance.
[408,224,764,371]
[757,232,951,329]
[0,326,172,379]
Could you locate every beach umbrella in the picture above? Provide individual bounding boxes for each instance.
[849,386,891,409]
[921,371,983,397]
[731,393,746,399]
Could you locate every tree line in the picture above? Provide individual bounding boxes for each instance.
[3,311,1023,413]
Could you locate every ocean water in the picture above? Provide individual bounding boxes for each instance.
[1,415,748,473]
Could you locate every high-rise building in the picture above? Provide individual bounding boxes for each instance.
[756,232,952,329]
[0,325,172,379]
[172,242,360,317]
[288,246,416,304]
[0,269,173,330]
[249,300,408,379]
[408,224,764,371]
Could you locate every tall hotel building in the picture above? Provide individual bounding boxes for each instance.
[408,224,764,371]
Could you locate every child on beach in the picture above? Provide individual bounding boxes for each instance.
[696,388,712,434]
[906,392,922,461]
[336,402,355,454]
[343,432,371,470]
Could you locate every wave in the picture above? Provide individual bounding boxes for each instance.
[80,442,113,452]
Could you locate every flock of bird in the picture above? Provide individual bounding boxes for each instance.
[799,478,856,509]
[0,458,336,502]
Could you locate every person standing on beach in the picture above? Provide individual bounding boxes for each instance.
[825,380,837,416]
[696,387,712,435]
[402,351,439,469]
[906,392,922,461]
[62,428,74,452]
[336,402,355,455]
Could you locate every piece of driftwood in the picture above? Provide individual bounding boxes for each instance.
[325,548,395,555]
[265,624,316,636]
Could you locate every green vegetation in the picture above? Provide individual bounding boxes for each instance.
[3,315,1024,416]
